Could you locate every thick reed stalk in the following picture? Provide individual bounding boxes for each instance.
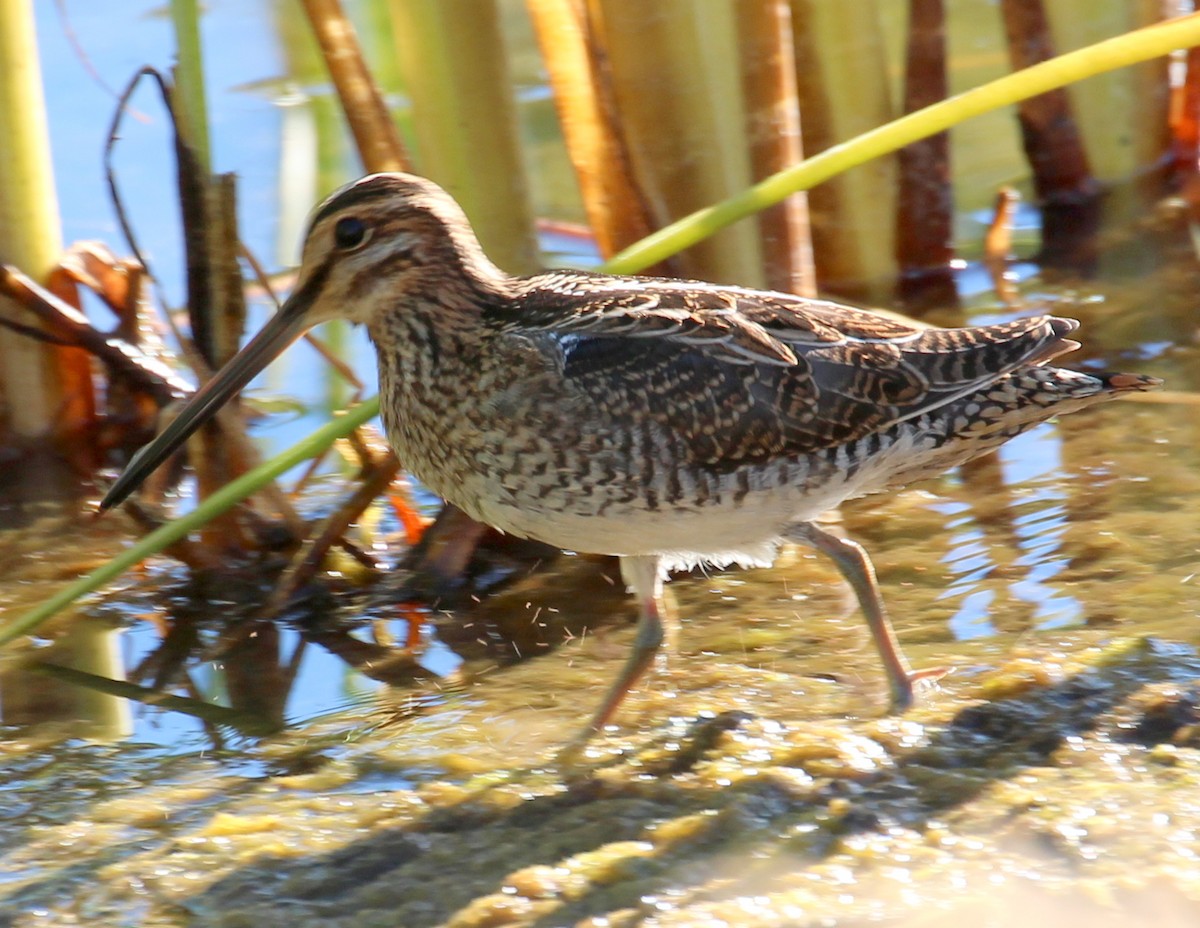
[896,0,956,311]
[388,0,539,274]
[1045,0,1170,188]
[1000,0,1096,205]
[736,0,815,297]
[301,0,409,173]
[790,0,898,302]
[526,0,658,262]
[589,0,764,287]
[0,0,64,439]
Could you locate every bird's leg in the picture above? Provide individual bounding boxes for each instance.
[562,555,667,755]
[787,521,946,711]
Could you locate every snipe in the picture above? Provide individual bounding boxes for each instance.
[102,173,1161,747]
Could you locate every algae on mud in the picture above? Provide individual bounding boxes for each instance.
[3,635,1200,927]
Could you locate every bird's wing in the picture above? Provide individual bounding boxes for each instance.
[487,270,1079,468]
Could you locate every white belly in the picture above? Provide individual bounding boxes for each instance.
[464,437,922,571]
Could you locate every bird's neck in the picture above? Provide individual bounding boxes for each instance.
[439,215,520,304]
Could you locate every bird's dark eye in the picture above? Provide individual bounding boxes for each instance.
[333,216,370,250]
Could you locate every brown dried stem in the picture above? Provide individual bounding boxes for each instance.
[300,0,410,173]
[736,0,814,297]
[265,450,404,615]
[895,0,956,311]
[1000,0,1097,205]
[984,187,1021,307]
[0,264,190,405]
[526,0,660,263]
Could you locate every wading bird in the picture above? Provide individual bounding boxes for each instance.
[102,173,1160,748]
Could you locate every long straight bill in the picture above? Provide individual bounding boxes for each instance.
[100,292,315,511]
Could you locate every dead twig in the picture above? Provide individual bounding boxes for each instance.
[299,0,410,173]
[0,264,191,403]
[984,187,1021,308]
[265,451,404,616]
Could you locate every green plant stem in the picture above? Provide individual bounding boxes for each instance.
[169,0,211,172]
[604,13,1200,275]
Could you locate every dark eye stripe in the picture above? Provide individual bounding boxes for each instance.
[307,180,392,233]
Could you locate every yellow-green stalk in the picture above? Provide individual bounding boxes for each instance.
[388,0,539,274]
[0,0,64,439]
[591,0,765,287]
[736,0,814,296]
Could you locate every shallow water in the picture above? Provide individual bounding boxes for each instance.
[2,229,1195,760]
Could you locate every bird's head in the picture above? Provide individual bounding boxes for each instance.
[293,172,504,328]
[100,172,500,512]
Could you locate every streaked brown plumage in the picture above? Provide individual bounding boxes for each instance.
[102,173,1162,749]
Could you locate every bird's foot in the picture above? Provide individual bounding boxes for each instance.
[553,734,593,769]
[887,664,953,713]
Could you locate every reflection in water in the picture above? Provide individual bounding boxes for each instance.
[933,423,1084,640]
[0,617,131,741]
